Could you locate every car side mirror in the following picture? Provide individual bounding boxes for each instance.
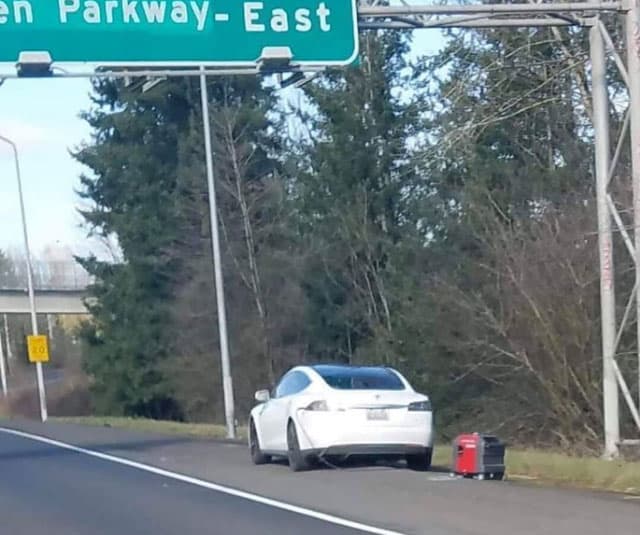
[255,389,270,403]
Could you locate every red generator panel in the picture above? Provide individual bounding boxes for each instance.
[452,433,505,480]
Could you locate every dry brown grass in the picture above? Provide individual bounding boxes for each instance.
[54,416,247,440]
[0,374,91,420]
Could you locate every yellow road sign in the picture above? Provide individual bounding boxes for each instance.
[27,335,49,363]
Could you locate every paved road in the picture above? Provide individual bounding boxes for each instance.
[0,420,638,535]
[0,427,377,535]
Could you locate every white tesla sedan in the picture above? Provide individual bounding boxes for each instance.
[248,364,434,472]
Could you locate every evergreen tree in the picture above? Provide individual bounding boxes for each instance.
[290,31,430,367]
[74,78,190,417]
[425,27,592,220]
[75,75,290,420]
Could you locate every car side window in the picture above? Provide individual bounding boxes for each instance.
[274,373,294,398]
[290,371,311,395]
[274,371,311,398]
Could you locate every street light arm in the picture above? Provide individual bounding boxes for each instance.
[0,134,37,327]
[0,133,17,156]
[0,134,35,323]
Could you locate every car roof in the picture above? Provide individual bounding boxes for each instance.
[288,364,415,392]
[309,363,396,373]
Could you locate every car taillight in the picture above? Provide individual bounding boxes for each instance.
[305,400,329,411]
[408,400,432,411]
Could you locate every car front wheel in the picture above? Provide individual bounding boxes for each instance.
[406,447,433,471]
[249,419,271,465]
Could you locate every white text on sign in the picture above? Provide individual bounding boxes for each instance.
[243,2,330,32]
[0,0,332,34]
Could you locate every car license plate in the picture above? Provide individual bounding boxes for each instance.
[367,408,388,421]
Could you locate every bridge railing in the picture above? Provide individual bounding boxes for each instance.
[0,261,93,291]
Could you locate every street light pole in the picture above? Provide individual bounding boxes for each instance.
[0,323,7,397]
[198,67,236,439]
[0,134,47,422]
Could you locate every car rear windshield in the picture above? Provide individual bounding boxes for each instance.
[314,366,405,390]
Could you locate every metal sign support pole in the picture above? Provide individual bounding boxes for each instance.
[199,66,236,439]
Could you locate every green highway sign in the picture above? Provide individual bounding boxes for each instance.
[0,0,359,66]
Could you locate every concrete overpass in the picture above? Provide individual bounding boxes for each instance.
[0,260,93,315]
[0,288,89,315]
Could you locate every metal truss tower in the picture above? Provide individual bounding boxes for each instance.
[358,0,639,458]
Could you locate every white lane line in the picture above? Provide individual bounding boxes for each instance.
[426,475,457,482]
[0,427,406,535]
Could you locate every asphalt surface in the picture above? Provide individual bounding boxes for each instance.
[0,420,638,535]
[0,426,374,535]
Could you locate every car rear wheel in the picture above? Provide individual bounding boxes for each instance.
[249,419,271,465]
[406,448,433,471]
[287,421,311,472]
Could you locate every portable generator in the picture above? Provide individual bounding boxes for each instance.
[451,432,505,480]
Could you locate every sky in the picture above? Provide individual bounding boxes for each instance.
[0,76,95,261]
[0,27,446,264]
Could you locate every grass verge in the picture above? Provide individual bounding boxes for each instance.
[53,416,639,495]
[503,448,640,495]
[53,416,248,441]
[434,446,640,495]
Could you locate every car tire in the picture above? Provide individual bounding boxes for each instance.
[249,419,271,465]
[406,447,433,471]
[287,421,311,472]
